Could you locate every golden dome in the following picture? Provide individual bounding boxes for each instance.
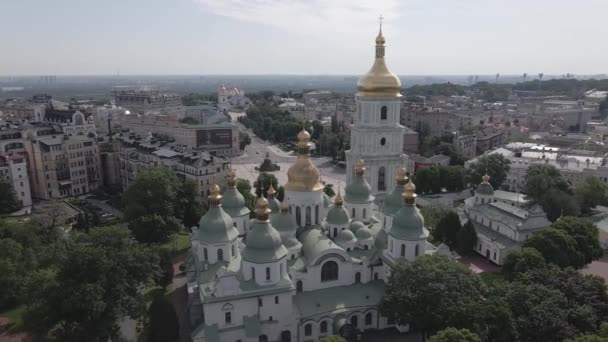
[396,167,408,184]
[404,179,417,200]
[357,25,401,97]
[285,130,323,192]
[334,188,343,205]
[255,196,271,220]
[208,184,223,205]
[482,174,491,184]
[267,184,277,197]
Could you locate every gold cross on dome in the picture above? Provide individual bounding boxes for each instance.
[378,15,384,28]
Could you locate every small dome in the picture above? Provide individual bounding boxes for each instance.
[268,196,281,214]
[222,187,250,217]
[297,129,311,142]
[197,207,239,243]
[326,205,350,225]
[355,226,372,240]
[349,221,365,233]
[345,177,374,204]
[390,205,427,240]
[357,28,401,97]
[374,229,388,250]
[242,221,288,263]
[336,229,356,243]
[476,183,494,196]
[384,186,404,216]
[270,202,300,248]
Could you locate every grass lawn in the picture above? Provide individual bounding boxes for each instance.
[479,272,505,285]
[160,233,191,256]
[1,305,25,333]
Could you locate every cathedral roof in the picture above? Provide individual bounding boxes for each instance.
[335,229,356,245]
[326,205,350,225]
[270,201,300,248]
[357,24,401,97]
[344,159,374,204]
[198,185,239,243]
[242,198,288,263]
[222,168,250,217]
[389,180,429,240]
[476,174,494,195]
[349,221,366,233]
[284,129,323,192]
[383,167,408,216]
[355,225,373,240]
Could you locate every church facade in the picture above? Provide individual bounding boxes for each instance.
[186,27,434,342]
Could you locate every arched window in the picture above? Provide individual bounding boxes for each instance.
[351,315,358,327]
[203,248,208,260]
[364,245,369,250]
[320,321,328,333]
[389,239,393,251]
[380,106,387,120]
[305,206,311,226]
[378,167,386,191]
[251,267,256,280]
[363,208,367,218]
[231,244,235,257]
[321,261,339,282]
[266,267,271,281]
[296,207,301,226]
[217,249,224,261]
[333,227,337,237]
[365,312,373,325]
[315,204,319,224]
[304,324,312,336]
[374,272,379,280]
[352,208,355,217]
[355,272,361,283]
[415,244,420,257]
[275,296,279,304]
[400,244,405,257]
[259,335,268,342]
[296,280,303,293]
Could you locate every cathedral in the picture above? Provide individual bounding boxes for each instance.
[187,26,435,342]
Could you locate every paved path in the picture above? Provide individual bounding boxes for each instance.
[86,198,124,219]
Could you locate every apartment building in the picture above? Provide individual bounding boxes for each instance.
[0,152,32,207]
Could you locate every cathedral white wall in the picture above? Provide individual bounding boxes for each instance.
[325,223,349,239]
[296,256,355,292]
[284,190,325,227]
[241,258,288,286]
[344,201,373,223]
[198,240,239,265]
[387,235,426,262]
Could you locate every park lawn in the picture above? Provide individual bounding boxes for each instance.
[479,272,505,285]
[1,305,26,333]
[160,233,191,256]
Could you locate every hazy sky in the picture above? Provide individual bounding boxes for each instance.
[1,0,606,75]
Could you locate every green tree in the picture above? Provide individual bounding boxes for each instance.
[502,247,546,280]
[0,238,26,309]
[525,164,578,221]
[434,211,462,246]
[239,131,252,151]
[324,184,335,197]
[236,178,256,213]
[456,221,477,255]
[466,154,511,189]
[542,188,580,222]
[174,179,204,228]
[319,336,347,342]
[147,297,180,342]
[575,176,608,214]
[123,167,180,220]
[0,178,21,214]
[254,173,279,198]
[23,225,159,341]
[420,207,450,233]
[380,255,485,337]
[551,217,602,267]
[156,248,174,290]
[429,328,481,342]
[523,228,579,268]
[129,214,181,244]
[415,167,441,194]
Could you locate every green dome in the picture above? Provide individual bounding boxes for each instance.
[326,205,350,225]
[198,207,239,243]
[335,229,356,244]
[355,226,372,240]
[383,184,404,216]
[344,176,374,204]
[242,221,288,263]
[268,197,281,214]
[476,183,494,196]
[222,187,250,217]
[374,229,388,250]
[390,205,428,240]
[349,221,365,233]
[270,211,300,248]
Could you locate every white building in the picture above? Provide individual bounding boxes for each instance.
[0,152,32,208]
[217,84,252,112]
[187,27,436,342]
[345,28,408,198]
[464,174,550,265]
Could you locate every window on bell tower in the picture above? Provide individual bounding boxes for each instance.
[381,106,387,120]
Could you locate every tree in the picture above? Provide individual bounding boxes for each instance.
[319,336,347,342]
[236,178,256,213]
[254,173,279,198]
[258,156,280,172]
[551,217,602,267]
[156,248,174,290]
[466,154,511,189]
[415,167,441,194]
[123,168,180,220]
[147,297,179,342]
[523,228,579,268]
[524,164,577,221]
[324,184,335,197]
[174,179,204,228]
[502,247,546,280]
[456,221,477,255]
[380,255,486,336]
[239,131,252,151]
[0,238,26,309]
[429,328,481,342]
[575,176,608,214]
[434,211,462,246]
[542,188,580,222]
[23,225,159,341]
[420,207,450,233]
[129,214,181,244]
[0,178,21,214]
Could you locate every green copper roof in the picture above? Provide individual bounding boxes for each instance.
[268,197,281,214]
[198,206,239,243]
[390,205,429,240]
[336,229,356,244]
[242,221,288,263]
[222,187,250,218]
[349,221,365,233]
[383,184,404,216]
[476,183,494,195]
[270,212,300,248]
[355,226,372,240]
[326,205,350,225]
[374,229,388,250]
[344,175,374,204]
[300,228,342,264]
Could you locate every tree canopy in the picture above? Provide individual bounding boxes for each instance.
[575,176,608,214]
[466,154,511,189]
[429,328,482,342]
[524,164,578,221]
[0,178,22,214]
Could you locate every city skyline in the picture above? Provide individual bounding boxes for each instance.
[0,0,607,75]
